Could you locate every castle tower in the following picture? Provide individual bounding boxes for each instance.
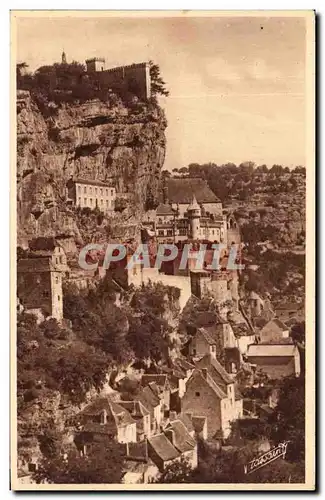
[85,57,106,72]
[61,50,67,64]
[187,195,201,240]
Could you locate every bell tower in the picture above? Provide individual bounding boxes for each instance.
[61,50,67,64]
[187,195,201,240]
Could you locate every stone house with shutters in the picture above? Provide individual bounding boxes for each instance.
[74,398,137,445]
[140,374,171,413]
[117,400,151,441]
[182,355,243,439]
[189,322,237,360]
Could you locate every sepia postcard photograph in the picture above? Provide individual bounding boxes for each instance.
[10,10,315,491]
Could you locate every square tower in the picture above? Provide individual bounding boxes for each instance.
[85,57,106,72]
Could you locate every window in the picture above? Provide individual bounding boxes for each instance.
[43,291,49,298]
[84,186,87,193]
[89,187,92,194]
[195,391,200,397]
[84,198,87,205]
[78,186,81,193]
[158,230,164,236]
[111,189,114,196]
[167,230,173,236]
[95,188,98,195]
[78,197,81,205]
[58,295,61,301]
[100,189,103,195]
[55,276,59,284]
[106,189,108,195]
[101,199,103,206]
[212,230,215,235]
[106,200,109,207]
[90,198,93,206]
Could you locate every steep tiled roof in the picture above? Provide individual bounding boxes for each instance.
[272,318,289,330]
[174,358,195,372]
[166,177,220,204]
[141,374,168,390]
[156,203,175,215]
[247,344,297,357]
[189,369,227,399]
[117,400,150,418]
[164,420,196,453]
[136,386,160,410]
[80,398,135,429]
[196,354,233,385]
[275,302,303,311]
[204,372,228,399]
[148,434,180,461]
[198,325,224,345]
[177,413,195,434]
[75,178,114,187]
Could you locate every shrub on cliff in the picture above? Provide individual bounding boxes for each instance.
[149,60,169,97]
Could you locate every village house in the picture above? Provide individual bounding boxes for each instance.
[117,401,151,441]
[181,355,243,439]
[258,318,290,344]
[189,321,237,360]
[125,385,163,433]
[75,398,137,445]
[196,355,243,420]
[140,374,171,413]
[66,177,116,213]
[147,419,197,472]
[122,441,159,484]
[246,344,301,379]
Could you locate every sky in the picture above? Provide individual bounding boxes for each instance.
[16,14,307,170]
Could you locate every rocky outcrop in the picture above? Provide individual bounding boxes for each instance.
[16,91,167,251]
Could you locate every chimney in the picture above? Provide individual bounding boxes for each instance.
[201,368,208,379]
[169,411,177,421]
[101,409,107,425]
[165,429,175,446]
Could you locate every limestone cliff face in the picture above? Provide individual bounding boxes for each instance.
[17,91,167,250]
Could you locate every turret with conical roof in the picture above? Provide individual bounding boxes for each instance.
[61,50,67,64]
[187,195,201,239]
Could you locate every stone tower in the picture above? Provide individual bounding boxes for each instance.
[61,50,67,64]
[187,195,201,240]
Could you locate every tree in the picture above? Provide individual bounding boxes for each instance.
[270,376,305,462]
[33,442,125,484]
[149,60,169,97]
[178,167,189,176]
[154,457,193,483]
[291,321,305,344]
[270,164,284,176]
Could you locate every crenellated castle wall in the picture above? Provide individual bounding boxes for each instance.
[87,61,151,101]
